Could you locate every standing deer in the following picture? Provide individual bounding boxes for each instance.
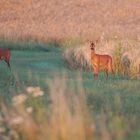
[90,41,114,79]
[0,48,11,69]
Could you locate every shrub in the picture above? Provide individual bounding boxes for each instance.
[63,43,91,71]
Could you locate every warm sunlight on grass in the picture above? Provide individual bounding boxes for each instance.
[0,0,139,140]
[0,75,129,140]
[0,75,94,140]
[0,0,139,41]
[63,39,140,78]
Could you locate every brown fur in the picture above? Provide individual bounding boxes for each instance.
[0,48,11,69]
[90,42,114,79]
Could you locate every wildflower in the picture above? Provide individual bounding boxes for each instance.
[26,86,44,97]
[12,94,27,106]
[10,116,24,125]
[26,107,33,113]
[26,86,35,93]
[32,90,44,97]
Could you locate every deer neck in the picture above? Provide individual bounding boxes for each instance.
[91,50,96,56]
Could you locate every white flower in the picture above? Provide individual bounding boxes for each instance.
[26,107,33,113]
[26,86,35,93]
[26,86,44,97]
[32,90,44,97]
[10,116,24,125]
[12,94,27,106]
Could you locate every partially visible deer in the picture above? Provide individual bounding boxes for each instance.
[90,41,114,79]
[0,48,11,69]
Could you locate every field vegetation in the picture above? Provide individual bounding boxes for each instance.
[0,0,139,41]
[0,41,139,140]
[0,0,140,140]
[63,38,140,77]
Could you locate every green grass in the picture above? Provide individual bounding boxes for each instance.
[0,41,140,139]
[0,38,59,51]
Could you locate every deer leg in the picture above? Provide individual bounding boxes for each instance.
[108,61,115,76]
[111,68,115,76]
[5,60,11,69]
[93,67,98,80]
[105,69,108,78]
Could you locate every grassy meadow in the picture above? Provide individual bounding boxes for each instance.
[0,39,139,140]
[0,0,140,139]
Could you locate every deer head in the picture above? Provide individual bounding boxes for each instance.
[90,39,99,51]
[90,41,95,51]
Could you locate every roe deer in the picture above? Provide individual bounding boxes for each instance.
[0,48,11,69]
[90,41,114,79]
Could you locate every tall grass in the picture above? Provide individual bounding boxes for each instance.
[0,74,130,140]
[0,75,93,140]
[0,0,139,40]
[63,42,91,70]
[63,39,140,78]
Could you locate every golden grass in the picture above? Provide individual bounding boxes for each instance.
[63,43,91,70]
[63,39,140,77]
[0,74,128,140]
[0,75,94,140]
[0,0,139,41]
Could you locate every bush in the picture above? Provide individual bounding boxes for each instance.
[63,43,91,71]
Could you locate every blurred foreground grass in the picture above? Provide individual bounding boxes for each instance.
[0,40,140,139]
